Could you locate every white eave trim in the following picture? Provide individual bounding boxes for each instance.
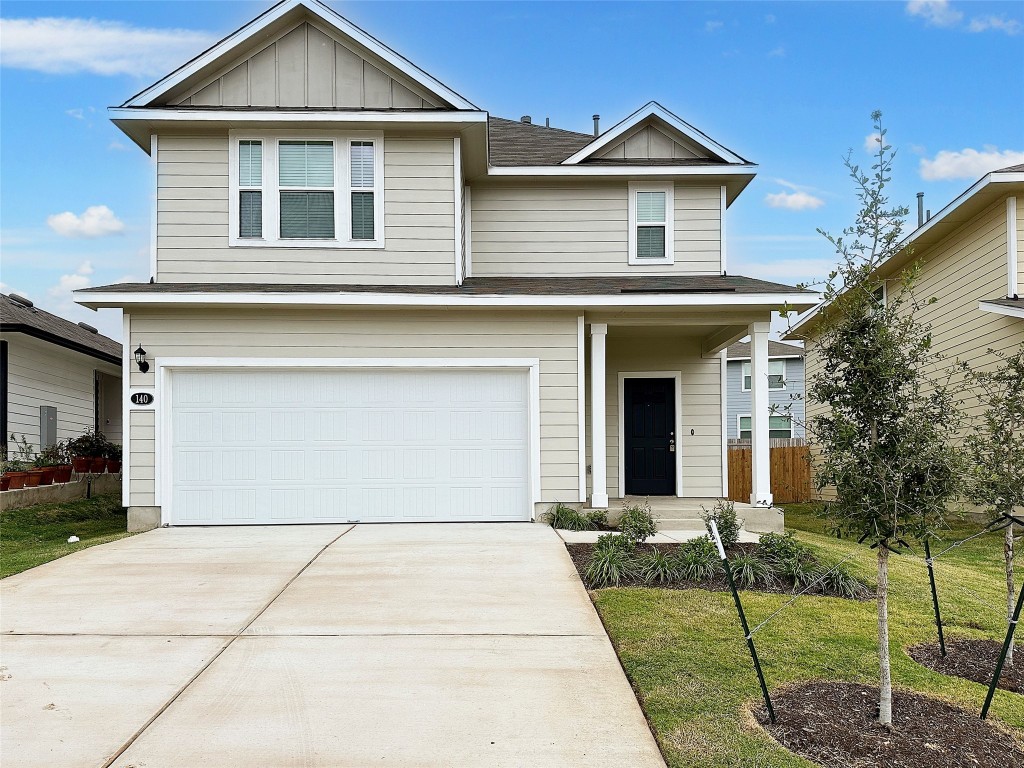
[75,290,820,310]
[979,301,1024,319]
[122,0,478,110]
[561,101,747,166]
[486,163,757,178]
[109,107,487,125]
[727,355,803,362]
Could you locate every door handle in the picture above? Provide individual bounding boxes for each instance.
[669,438,675,453]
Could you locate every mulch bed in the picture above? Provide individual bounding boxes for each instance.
[909,638,1023,693]
[755,681,1024,768]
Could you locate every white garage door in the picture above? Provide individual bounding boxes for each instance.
[169,368,531,525]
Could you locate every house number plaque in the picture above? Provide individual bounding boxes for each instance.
[130,392,155,406]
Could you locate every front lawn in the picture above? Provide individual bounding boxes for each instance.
[591,503,1024,767]
[0,494,131,578]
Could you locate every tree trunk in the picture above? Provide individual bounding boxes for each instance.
[1007,520,1015,668]
[877,541,893,726]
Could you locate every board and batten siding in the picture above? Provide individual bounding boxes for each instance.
[725,357,805,440]
[584,335,724,499]
[803,194,1024,500]
[470,182,722,276]
[156,134,456,284]
[124,309,580,510]
[3,334,122,454]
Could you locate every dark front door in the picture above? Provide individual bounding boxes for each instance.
[624,377,676,496]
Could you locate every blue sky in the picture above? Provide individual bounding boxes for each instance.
[2,0,1022,339]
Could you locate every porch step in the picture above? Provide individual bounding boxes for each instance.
[582,497,784,535]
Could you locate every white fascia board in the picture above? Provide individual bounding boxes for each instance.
[75,290,820,310]
[785,303,823,336]
[979,301,1024,319]
[726,355,803,362]
[122,0,478,110]
[109,107,487,125]
[486,164,756,178]
[561,101,747,166]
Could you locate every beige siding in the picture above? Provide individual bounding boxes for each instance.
[594,124,708,160]
[124,309,580,509]
[804,194,1024,499]
[156,135,456,284]
[584,334,724,500]
[470,182,722,276]
[3,334,122,455]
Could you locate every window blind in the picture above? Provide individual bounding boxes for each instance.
[279,141,334,187]
[636,191,666,222]
[239,140,262,186]
[239,191,262,238]
[351,191,374,240]
[280,191,335,239]
[350,142,374,188]
[636,226,665,258]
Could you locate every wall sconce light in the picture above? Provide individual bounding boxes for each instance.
[134,344,150,374]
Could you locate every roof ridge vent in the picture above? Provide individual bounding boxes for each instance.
[8,293,34,308]
[78,321,99,334]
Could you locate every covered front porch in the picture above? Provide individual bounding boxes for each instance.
[581,309,780,527]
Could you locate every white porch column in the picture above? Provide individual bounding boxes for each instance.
[749,321,773,507]
[589,323,609,508]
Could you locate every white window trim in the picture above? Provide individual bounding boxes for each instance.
[628,181,674,265]
[738,413,793,439]
[741,359,786,392]
[738,413,751,440]
[228,129,384,249]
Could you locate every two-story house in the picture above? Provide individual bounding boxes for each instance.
[76,0,817,532]
[725,340,805,441]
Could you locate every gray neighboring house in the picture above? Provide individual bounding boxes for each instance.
[726,340,804,441]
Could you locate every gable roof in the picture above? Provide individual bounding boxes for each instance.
[122,0,476,111]
[727,340,804,360]
[561,102,750,166]
[0,294,121,365]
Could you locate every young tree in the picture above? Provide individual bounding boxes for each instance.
[964,348,1024,666]
[788,112,964,727]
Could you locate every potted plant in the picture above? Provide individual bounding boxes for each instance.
[8,434,43,487]
[69,431,110,473]
[2,459,29,490]
[106,443,123,474]
[38,440,73,483]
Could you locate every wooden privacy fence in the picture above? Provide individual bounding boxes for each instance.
[727,439,812,504]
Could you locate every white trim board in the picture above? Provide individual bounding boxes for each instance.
[577,314,586,503]
[719,350,728,499]
[121,0,478,110]
[1008,196,1019,298]
[453,137,464,285]
[616,371,684,499]
[486,164,757,178]
[979,301,1024,319]
[153,357,542,526]
[110,107,486,127]
[121,313,131,507]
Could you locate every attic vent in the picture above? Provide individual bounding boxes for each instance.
[520,115,532,124]
[8,293,34,308]
[78,322,99,334]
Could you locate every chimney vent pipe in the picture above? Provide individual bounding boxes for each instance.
[927,209,932,221]
[545,117,550,128]
[917,192,924,228]
[520,115,531,124]
[593,114,600,136]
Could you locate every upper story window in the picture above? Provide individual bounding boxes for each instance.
[739,414,793,440]
[628,182,674,265]
[741,359,786,391]
[229,130,383,248]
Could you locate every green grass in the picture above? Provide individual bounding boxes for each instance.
[1,494,131,578]
[592,502,1024,768]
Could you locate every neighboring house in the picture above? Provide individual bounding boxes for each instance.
[791,163,1024,497]
[725,340,805,441]
[75,0,817,531]
[1,293,122,456]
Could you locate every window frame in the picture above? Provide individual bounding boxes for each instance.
[228,129,384,249]
[741,359,786,392]
[738,413,794,440]
[627,181,674,265]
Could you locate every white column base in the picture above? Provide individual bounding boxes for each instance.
[590,492,609,509]
[750,492,774,508]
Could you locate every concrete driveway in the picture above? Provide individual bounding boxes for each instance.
[1,524,665,767]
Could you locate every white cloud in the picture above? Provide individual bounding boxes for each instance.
[919,147,1024,180]
[767,46,785,58]
[47,205,125,238]
[765,190,826,210]
[705,20,724,33]
[731,256,836,285]
[66,107,84,120]
[0,17,215,76]
[107,141,128,152]
[48,261,93,299]
[864,132,883,153]
[968,15,1022,35]
[906,1,963,28]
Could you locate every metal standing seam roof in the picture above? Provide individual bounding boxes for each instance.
[1,294,121,364]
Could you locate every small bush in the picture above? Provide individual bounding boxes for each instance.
[586,536,637,588]
[701,499,742,549]
[728,552,774,589]
[545,502,599,531]
[775,556,821,591]
[673,537,720,582]
[636,549,675,585]
[619,500,657,546]
[757,531,810,564]
[584,509,608,529]
[818,563,871,599]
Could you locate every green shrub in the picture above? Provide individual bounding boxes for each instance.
[758,532,812,564]
[701,499,742,549]
[775,556,821,591]
[728,552,774,589]
[584,509,608,528]
[818,563,871,599]
[618,500,657,546]
[673,537,720,582]
[586,535,637,588]
[636,549,675,585]
[545,502,600,531]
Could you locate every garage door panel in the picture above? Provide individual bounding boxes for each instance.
[171,369,530,524]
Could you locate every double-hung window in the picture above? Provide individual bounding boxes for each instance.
[628,182,674,265]
[739,415,793,440]
[229,131,383,247]
[741,359,786,391]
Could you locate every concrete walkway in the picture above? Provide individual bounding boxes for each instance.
[1,524,665,768]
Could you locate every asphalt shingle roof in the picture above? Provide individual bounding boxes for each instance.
[487,117,593,166]
[727,340,805,359]
[1,293,121,363]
